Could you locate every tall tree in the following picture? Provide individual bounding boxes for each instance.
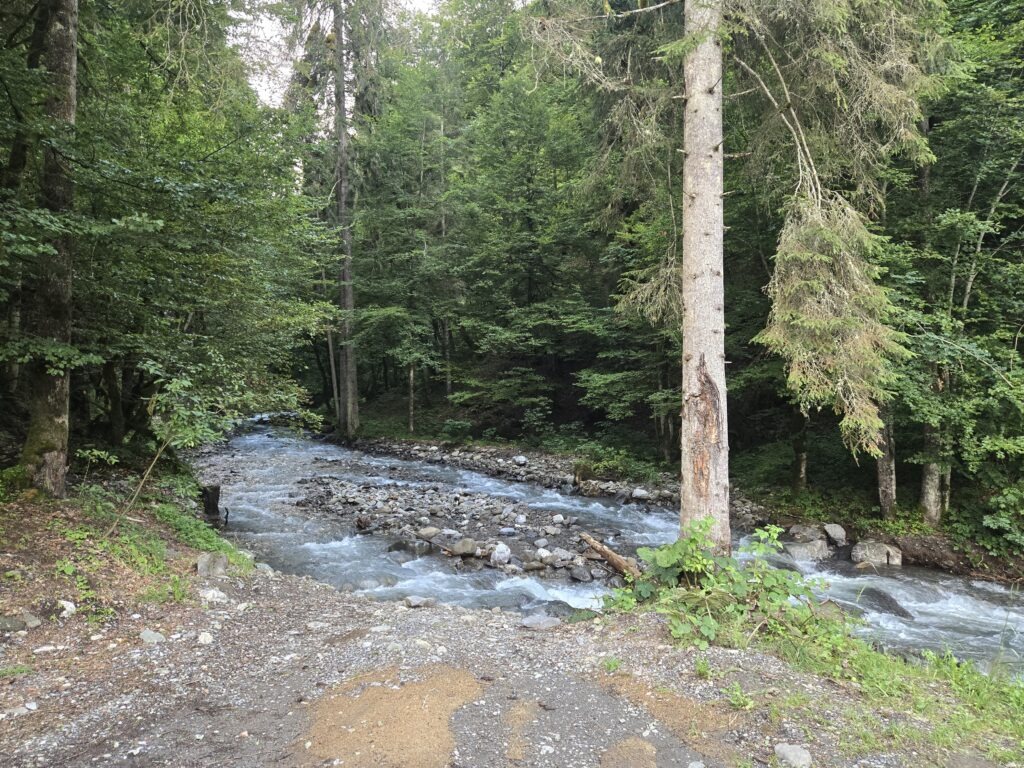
[679,0,730,552]
[334,0,359,439]
[19,0,78,495]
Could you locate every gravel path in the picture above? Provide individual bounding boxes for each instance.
[1,559,961,768]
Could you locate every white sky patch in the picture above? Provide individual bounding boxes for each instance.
[234,0,439,107]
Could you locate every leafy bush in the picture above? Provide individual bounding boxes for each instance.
[608,521,827,650]
[152,503,251,569]
[440,419,473,441]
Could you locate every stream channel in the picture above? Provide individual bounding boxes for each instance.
[196,426,1023,673]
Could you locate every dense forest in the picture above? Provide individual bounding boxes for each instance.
[1,0,1023,557]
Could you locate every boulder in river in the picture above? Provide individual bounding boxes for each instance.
[783,539,830,561]
[788,524,825,542]
[823,523,847,547]
[450,538,479,557]
[490,542,511,567]
[851,540,902,567]
[858,587,914,619]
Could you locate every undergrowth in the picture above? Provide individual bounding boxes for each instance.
[609,521,1024,762]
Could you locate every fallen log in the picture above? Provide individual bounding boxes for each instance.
[579,532,642,581]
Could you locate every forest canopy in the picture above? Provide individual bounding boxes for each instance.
[1,0,1023,556]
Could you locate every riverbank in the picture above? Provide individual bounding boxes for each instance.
[1,483,1018,767]
[353,434,1024,585]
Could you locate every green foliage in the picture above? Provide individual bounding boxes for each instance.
[612,522,824,651]
[151,503,251,570]
[0,665,32,678]
[141,574,189,604]
[600,656,622,673]
[723,682,754,711]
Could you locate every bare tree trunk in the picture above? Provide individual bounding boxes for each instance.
[679,0,730,553]
[19,0,77,497]
[791,413,809,494]
[920,454,942,527]
[876,411,897,520]
[408,364,415,434]
[102,361,125,444]
[334,0,359,440]
[442,317,452,397]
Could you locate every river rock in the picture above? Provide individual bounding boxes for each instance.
[199,587,228,604]
[0,615,27,632]
[789,524,825,542]
[859,587,914,619]
[851,540,902,567]
[521,614,561,630]
[22,611,42,629]
[450,538,479,556]
[774,743,812,768]
[823,523,847,547]
[551,514,564,525]
[404,595,437,609]
[490,542,511,567]
[417,526,441,540]
[196,553,229,578]
[631,487,651,501]
[512,455,528,466]
[499,527,517,536]
[140,629,165,645]
[197,632,214,645]
[569,565,593,582]
[783,539,830,561]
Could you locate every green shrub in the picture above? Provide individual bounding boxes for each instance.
[608,521,823,650]
[152,503,251,569]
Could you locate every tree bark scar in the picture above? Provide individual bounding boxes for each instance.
[687,353,722,499]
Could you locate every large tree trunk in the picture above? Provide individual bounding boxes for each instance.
[679,0,730,553]
[920,417,944,526]
[334,0,359,440]
[876,411,897,520]
[19,0,77,497]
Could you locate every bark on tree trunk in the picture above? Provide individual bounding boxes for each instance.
[920,460,942,526]
[102,361,125,445]
[792,443,808,495]
[408,364,415,434]
[334,0,359,440]
[876,412,897,520]
[19,0,77,497]
[679,0,730,553]
[442,317,452,397]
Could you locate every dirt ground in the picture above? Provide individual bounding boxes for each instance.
[1,558,1005,768]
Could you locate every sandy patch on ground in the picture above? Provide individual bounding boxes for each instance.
[599,735,658,767]
[601,674,748,764]
[300,665,485,768]
[504,698,540,762]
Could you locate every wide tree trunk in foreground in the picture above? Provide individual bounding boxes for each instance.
[334,0,359,439]
[20,0,78,496]
[679,0,730,553]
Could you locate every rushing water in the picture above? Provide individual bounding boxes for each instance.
[198,427,1023,673]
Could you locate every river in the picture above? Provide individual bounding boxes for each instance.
[196,426,1023,674]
